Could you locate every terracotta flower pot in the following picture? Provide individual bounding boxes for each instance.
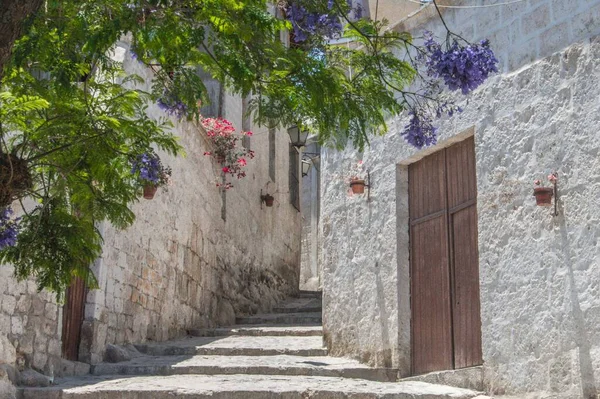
[533,187,553,206]
[143,185,158,200]
[350,178,366,194]
[264,194,274,207]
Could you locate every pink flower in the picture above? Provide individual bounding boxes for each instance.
[237,158,247,166]
[245,131,253,136]
[548,173,558,183]
[222,167,230,173]
[534,180,541,186]
[203,151,211,156]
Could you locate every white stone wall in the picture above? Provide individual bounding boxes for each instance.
[300,141,321,291]
[80,48,302,364]
[321,0,600,397]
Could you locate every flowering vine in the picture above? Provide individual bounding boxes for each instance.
[399,30,499,149]
[201,117,254,189]
[422,32,498,95]
[0,207,20,250]
[285,0,362,44]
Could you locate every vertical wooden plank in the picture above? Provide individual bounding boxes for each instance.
[451,207,483,368]
[446,137,483,369]
[62,277,86,361]
[409,151,453,375]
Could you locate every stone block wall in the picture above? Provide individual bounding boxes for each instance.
[79,46,301,364]
[321,0,600,397]
[0,267,61,374]
[1,40,301,376]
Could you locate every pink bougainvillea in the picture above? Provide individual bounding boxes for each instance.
[201,117,254,189]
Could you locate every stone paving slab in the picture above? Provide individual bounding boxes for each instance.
[189,324,323,337]
[236,312,322,325]
[91,354,396,381]
[134,335,327,357]
[19,374,481,399]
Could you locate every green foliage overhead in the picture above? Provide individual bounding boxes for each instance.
[0,0,421,296]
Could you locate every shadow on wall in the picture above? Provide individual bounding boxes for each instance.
[374,261,392,369]
[560,215,598,399]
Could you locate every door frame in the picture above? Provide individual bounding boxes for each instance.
[395,129,481,378]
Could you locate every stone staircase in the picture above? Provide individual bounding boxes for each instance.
[18,291,485,398]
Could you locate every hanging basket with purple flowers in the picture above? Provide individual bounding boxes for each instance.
[130,152,172,200]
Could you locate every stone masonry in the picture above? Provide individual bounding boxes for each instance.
[0,38,302,388]
[78,43,302,365]
[321,0,600,397]
[18,292,489,399]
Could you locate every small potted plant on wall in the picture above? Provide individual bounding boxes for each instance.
[533,173,557,207]
[130,151,172,200]
[349,160,367,194]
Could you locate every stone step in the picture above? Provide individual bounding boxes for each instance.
[235,312,322,325]
[271,297,322,314]
[189,324,323,337]
[272,305,322,313]
[90,354,397,382]
[134,335,327,357]
[19,374,482,399]
[297,290,322,299]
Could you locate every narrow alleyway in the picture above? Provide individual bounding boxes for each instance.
[19,292,486,398]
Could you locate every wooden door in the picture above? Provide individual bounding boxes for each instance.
[62,276,87,361]
[409,136,482,375]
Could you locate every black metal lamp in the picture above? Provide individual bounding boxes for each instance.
[287,125,309,148]
[301,159,312,177]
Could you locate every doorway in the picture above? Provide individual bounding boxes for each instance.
[408,136,482,375]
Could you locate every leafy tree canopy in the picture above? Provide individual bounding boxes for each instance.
[0,0,496,296]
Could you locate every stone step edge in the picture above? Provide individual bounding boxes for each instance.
[133,344,328,357]
[235,313,322,325]
[272,306,322,314]
[17,374,483,399]
[90,362,398,382]
[189,326,323,337]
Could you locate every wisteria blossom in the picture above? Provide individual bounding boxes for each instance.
[0,207,20,250]
[402,111,438,149]
[130,152,172,187]
[422,31,498,95]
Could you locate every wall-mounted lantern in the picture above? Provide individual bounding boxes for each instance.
[287,125,309,149]
[301,159,312,177]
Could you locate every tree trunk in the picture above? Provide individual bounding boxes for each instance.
[0,0,44,78]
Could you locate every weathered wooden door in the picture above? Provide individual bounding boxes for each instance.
[409,136,482,375]
[62,276,87,361]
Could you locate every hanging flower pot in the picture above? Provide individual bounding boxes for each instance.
[263,194,275,207]
[533,187,553,207]
[350,178,366,194]
[143,185,158,200]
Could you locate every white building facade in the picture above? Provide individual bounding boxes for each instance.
[320,1,600,397]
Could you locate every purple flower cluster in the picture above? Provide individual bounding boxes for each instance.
[402,111,437,149]
[157,97,188,119]
[130,153,162,185]
[286,1,343,43]
[422,32,498,95]
[0,207,20,250]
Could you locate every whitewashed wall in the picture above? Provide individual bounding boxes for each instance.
[321,0,600,397]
